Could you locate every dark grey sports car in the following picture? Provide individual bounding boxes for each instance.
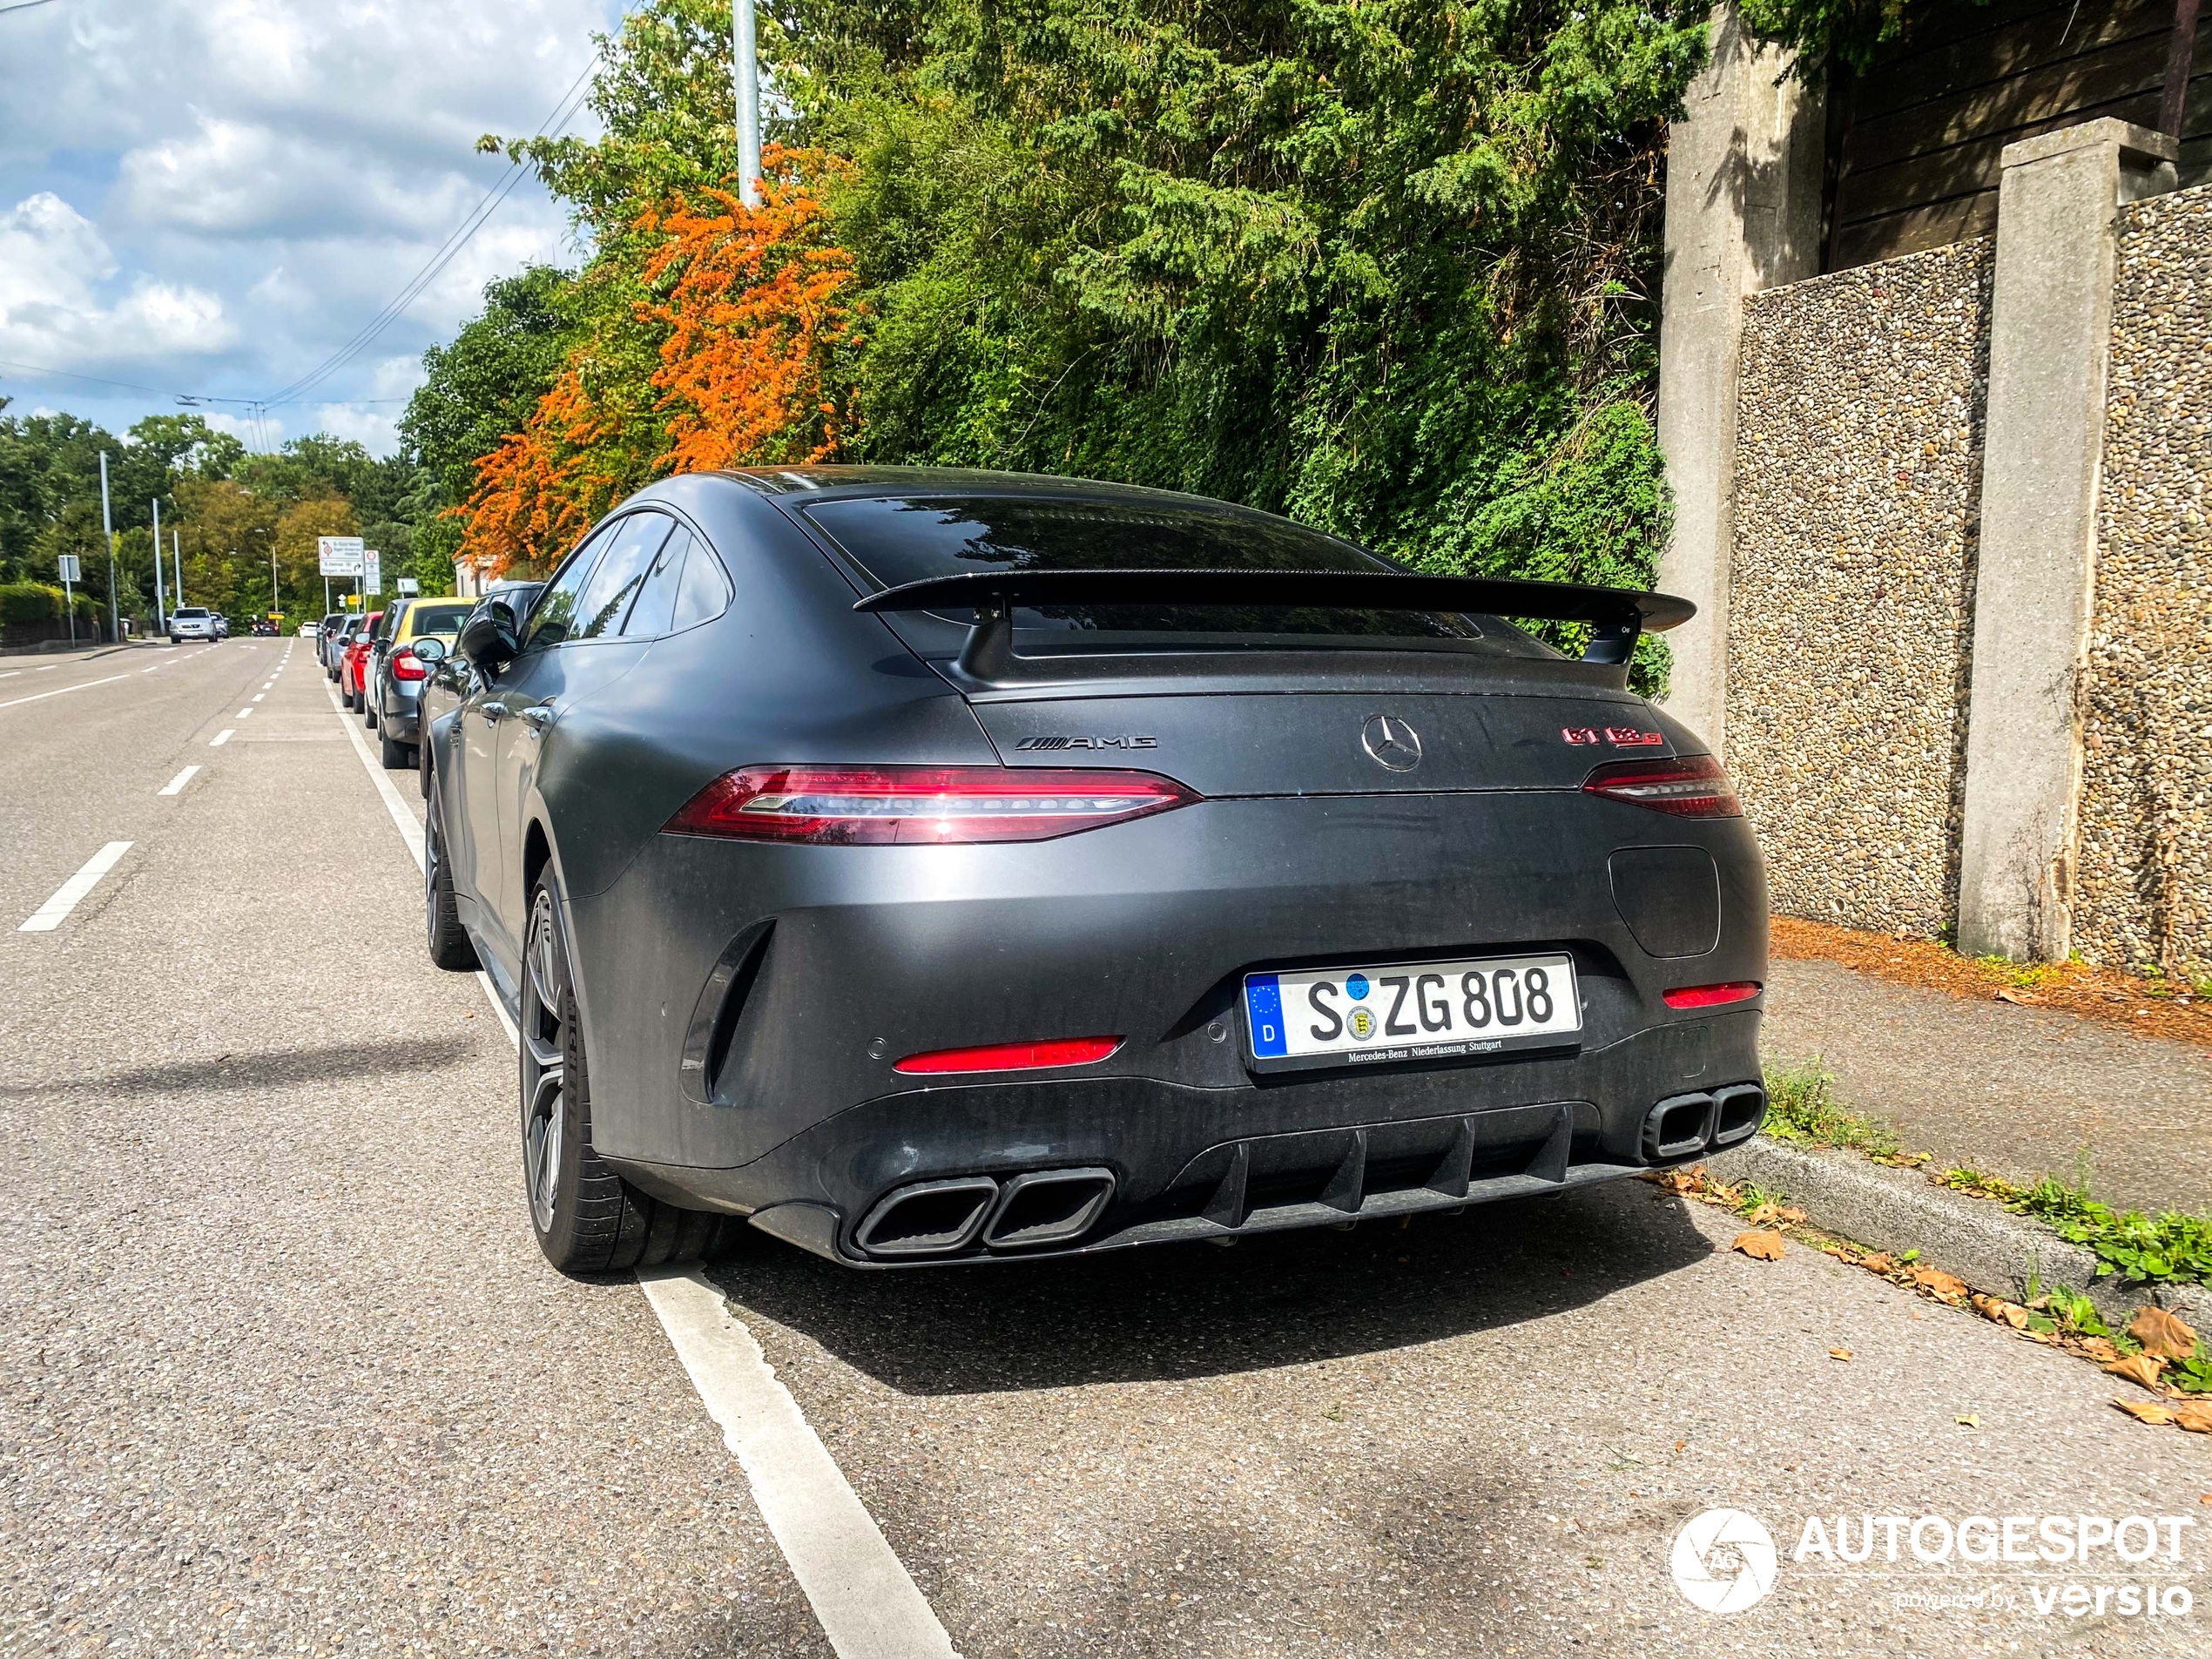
[422,468,1768,1275]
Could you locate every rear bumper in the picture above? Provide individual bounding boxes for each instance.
[379,682,423,738]
[607,1008,1765,1264]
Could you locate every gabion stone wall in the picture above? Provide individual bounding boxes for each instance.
[2074,185,2212,979]
[1727,240,1993,937]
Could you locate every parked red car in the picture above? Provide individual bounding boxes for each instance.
[341,610,384,711]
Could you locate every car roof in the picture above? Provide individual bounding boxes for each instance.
[711,465,1245,515]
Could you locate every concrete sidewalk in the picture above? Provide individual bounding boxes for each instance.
[1764,955,2212,1217]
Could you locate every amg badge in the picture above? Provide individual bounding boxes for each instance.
[1014,735,1158,752]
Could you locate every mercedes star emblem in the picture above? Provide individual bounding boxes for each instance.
[1360,713,1422,772]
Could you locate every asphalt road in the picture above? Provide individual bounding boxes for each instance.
[1,637,2204,1657]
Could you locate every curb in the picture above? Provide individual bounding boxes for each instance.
[1708,1136,2212,1331]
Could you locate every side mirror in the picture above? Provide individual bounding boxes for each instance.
[459,603,519,672]
[411,636,448,664]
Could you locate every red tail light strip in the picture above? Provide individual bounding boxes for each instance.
[1582,753,1743,819]
[1662,981,1762,1009]
[663,765,1201,845]
[392,651,428,681]
[894,1036,1123,1075]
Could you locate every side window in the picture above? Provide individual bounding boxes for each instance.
[571,513,672,640]
[621,525,691,638]
[522,527,613,651]
[670,536,733,633]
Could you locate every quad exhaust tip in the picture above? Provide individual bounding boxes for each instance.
[853,1167,1117,1258]
[1642,1082,1766,1163]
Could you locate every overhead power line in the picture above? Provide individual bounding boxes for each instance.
[260,51,601,409]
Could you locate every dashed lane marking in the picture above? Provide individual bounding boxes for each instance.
[19,842,132,933]
[0,673,130,711]
[210,729,233,746]
[236,707,253,718]
[319,677,956,1659]
[158,765,200,797]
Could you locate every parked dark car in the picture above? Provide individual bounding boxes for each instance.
[323,613,363,679]
[360,601,408,730]
[416,580,544,795]
[370,597,474,769]
[421,469,1767,1278]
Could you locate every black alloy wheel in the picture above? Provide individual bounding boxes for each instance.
[517,873,720,1275]
[422,782,478,972]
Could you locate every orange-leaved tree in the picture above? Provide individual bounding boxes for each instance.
[642,145,862,475]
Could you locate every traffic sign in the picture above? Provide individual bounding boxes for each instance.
[57,554,80,583]
[363,549,382,596]
[317,535,365,577]
[395,576,420,595]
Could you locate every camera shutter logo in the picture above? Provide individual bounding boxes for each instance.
[1670,1508,1778,1613]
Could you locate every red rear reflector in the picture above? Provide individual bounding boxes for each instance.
[392,651,427,681]
[1662,981,1762,1009]
[893,1036,1123,1075]
[663,765,1201,844]
[1582,753,1743,818]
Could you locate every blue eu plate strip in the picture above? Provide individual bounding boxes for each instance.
[1244,974,1286,1056]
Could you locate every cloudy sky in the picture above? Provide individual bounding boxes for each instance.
[0,0,628,456]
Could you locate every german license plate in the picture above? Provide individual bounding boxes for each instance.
[1242,953,1581,1073]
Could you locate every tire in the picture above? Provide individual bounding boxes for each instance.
[380,732,409,769]
[364,698,378,730]
[519,873,721,1275]
[422,779,479,973]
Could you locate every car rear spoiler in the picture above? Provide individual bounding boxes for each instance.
[852,568,1695,679]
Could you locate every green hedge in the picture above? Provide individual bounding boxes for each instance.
[0,582,100,625]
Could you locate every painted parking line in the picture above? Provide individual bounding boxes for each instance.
[639,1271,960,1659]
[158,765,201,797]
[320,678,951,1658]
[20,842,132,933]
[0,673,129,711]
[210,729,234,746]
[236,707,254,718]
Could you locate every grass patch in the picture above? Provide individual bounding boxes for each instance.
[1938,1167,2212,1291]
[1760,1060,1907,1160]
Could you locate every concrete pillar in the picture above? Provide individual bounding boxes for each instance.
[1654,4,1826,757]
[1955,119,2178,962]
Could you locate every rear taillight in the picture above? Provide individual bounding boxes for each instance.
[392,650,427,681]
[894,1035,1122,1075]
[1662,981,1762,1009]
[662,765,1201,845]
[1582,753,1743,818]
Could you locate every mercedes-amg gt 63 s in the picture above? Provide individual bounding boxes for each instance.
[422,469,1769,1275]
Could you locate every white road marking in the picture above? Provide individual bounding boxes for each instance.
[210,729,233,746]
[0,673,129,711]
[158,765,201,797]
[0,671,18,679]
[236,707,253,718]
[36,664,56,672]
[639,1271,961,1659]
[320,678,948,1658]
[20,842,132,933]
[252,692,265,701]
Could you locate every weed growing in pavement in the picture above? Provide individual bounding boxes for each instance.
[1759,1060,1912,1160]
[1935,1167,2212,1291]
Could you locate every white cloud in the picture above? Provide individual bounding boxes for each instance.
[0,191,235,363]
[0,0,624,455]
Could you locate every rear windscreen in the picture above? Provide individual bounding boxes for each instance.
[798,496,1534,648]
[405,602,473,636]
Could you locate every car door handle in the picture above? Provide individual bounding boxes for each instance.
[520,703,557,732]
[480,703,508,723]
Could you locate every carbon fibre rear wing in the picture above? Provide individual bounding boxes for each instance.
[851,568,1695,681]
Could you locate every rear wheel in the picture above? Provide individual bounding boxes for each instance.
[422,781,479,972]
[380,732,409,769]
[520,874,720,1275]
[364,698,378,729]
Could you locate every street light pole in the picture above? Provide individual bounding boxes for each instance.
[172,529,184,608]
[98,451,118,644]
[733,0,760,207]
[152,496,166,633]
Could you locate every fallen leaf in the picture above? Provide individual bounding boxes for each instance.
[2080,1337,2121,1363]
[2104,1353,2168,1390]
[2176,1403,2212,1434]
[2128,1307,2199,1360]
[1861,1252,1895,1275]
[1673,1440,1686,1453]
[1827,1347,1852,1361]
[2114,1399,2176,1426]
[1733,1231,1787,1261]
[1955,1413,1979,1428]
[1972,1293,2028,1329]
[1911,1264,1969,1299]
[1743,1201,1784,1225]
[1777,1205,1807,1224]
[1994,988,2038,1005]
